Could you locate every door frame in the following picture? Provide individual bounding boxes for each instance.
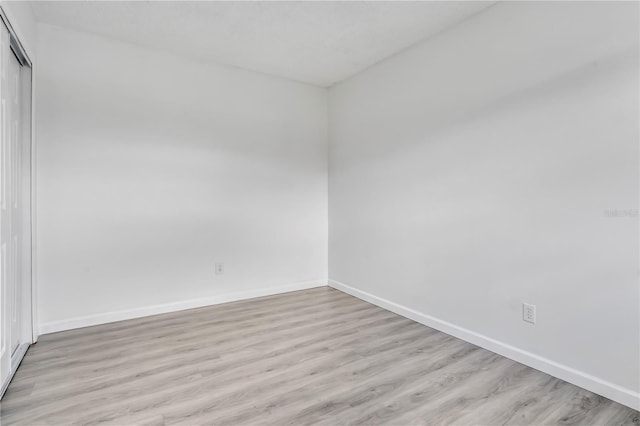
[0,4,36,348]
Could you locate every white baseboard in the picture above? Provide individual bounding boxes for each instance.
[39,280,327,335]
[329,279,640,411]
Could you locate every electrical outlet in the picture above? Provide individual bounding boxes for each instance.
[523,303,536,324]
[215,263,224,275]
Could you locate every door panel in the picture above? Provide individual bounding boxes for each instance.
[0,16,28,395]
[0,18,10,390]
[8,43,20,356]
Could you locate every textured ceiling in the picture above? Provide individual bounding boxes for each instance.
[29,1,496,87]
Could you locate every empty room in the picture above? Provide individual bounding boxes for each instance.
[0,0,638,424]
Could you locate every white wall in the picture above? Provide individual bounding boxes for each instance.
[329,1,639,409]
[36,24,328,332]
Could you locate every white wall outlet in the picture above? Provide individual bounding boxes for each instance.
[523,303,536,324]
[215,263,224,275]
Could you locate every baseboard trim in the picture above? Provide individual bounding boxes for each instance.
[328,279,640,411]
[39,280,327,335]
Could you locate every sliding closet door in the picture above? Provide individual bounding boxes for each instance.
[0,16,30,395]
[7,36,21,356]
[0,18,12,391]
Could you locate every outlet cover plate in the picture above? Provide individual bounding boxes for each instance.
[523,303,536,324]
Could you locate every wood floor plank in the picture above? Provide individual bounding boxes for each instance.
[4,306,396,415]
[18,297,377,382]
[0,287,637,425]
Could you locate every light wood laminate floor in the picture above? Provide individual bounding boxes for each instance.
[1,287,638,425]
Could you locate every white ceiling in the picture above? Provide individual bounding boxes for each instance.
[29,1,496,87]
